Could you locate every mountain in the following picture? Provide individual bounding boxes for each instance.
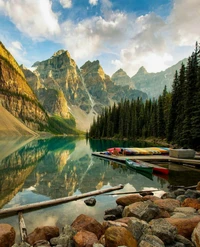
[81,60,147,111]
[0,105,38,137]
[131,59,188,98]
[25,52,147,131]
[0,42,48,131]
[111,68,132,86]
[0,42,80,135]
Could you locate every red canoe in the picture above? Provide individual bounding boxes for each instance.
[135,160,169,175]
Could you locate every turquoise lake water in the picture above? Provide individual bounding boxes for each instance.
[0,136,199,240]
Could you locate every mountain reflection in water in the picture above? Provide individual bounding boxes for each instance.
[0,136,199,240]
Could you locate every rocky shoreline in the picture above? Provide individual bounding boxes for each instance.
[1,183,200,247]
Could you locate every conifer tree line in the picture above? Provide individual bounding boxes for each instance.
[89,43,200,150]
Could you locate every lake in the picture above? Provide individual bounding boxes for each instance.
[0,136,200,240]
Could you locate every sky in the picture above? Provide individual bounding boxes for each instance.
[0,0,200,77]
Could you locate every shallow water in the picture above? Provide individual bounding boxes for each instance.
[0,136,199,241]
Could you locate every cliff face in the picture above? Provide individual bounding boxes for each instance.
[22,67,70,119]
[0,42,48,131]
[32,50,91,114]
[81,60,147,113]
[111,68,132,86]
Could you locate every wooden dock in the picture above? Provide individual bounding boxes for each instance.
[92,152,200,168]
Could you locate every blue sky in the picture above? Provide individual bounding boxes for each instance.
[0,0,200,76]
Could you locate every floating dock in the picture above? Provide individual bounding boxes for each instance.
[92,152,200,168]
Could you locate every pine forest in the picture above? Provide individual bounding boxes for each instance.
[89,43,200,150]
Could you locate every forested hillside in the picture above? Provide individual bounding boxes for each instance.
[89,43,200,150]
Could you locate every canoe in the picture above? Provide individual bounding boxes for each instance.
[125,159,153,174]
[135,160,169,175]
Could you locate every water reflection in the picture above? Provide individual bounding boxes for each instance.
[0,136,199,241]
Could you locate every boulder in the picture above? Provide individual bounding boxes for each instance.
[116,194,147,206]
[185,189,200,199]
[104,205,123,218]
[154,208,171,219]
[0,224,16,247]
[149,218,177,244]
[166,215,200,239]
[174,189,187,197]
[122,200,159,222]
[84,198,96,206]
[73,230,98,247]
[50,224,76,246]
[196,181,200,191]
[127,217,149,241]
[175,234,195,247]
[103,215,117,221]
[32,240,50,247]
[181,198,200,209]
[154,198,180,212]
[71,214,104,239]
[161,192,176,199]
[104,226,137,247]
[139,234,165,247]
[191,221,200,247]
[174,207,196,215]
[143,195,160,202]
[26,226,59,246]
[102,220,128,230]
[176,195,187,203]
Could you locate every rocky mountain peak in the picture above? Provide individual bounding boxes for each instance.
[135,66,148,76]
[52,49,66,57]
[111,68,132,86]
[81,60,106,80]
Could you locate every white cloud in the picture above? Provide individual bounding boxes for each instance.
[60,0,72,8]
[11,41,22,50]
[0,0,60,40]
[7,41,31,66]
[168,0,200,46]
[60,11,130,61]
[89,0,98,6]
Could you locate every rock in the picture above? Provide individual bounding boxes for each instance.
[104,226,137,247]
[174,189,187,197]
[84,198,96,206]
[71,214,104,239]
[175,234,195,247]
[154,198,181,212]
[181,198,200,209]
[102,220,128,230]
[174,207,196,215]
[104,205,123,218]
[73,230,98,247]
[161,192,176,199]
[191,221,200,246]
[143,195,160,201]
[196,181,200,191]
[166,215,200,239]
[139,234,165,247]
[122,200,159,222]
[127,217,149,241]
[12,243,31,247]
[149,218,177,244]
[176,195,187,203]
[50,224,76,247]
[26,226,59,246]
[171,213,189,218]
[103,215,117,221]
[116,194,147,206]
[154,208,171,219]
[185,189,200,199]
[32,240,50,247]
[0,223,16,247]
[93,244,104,247]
